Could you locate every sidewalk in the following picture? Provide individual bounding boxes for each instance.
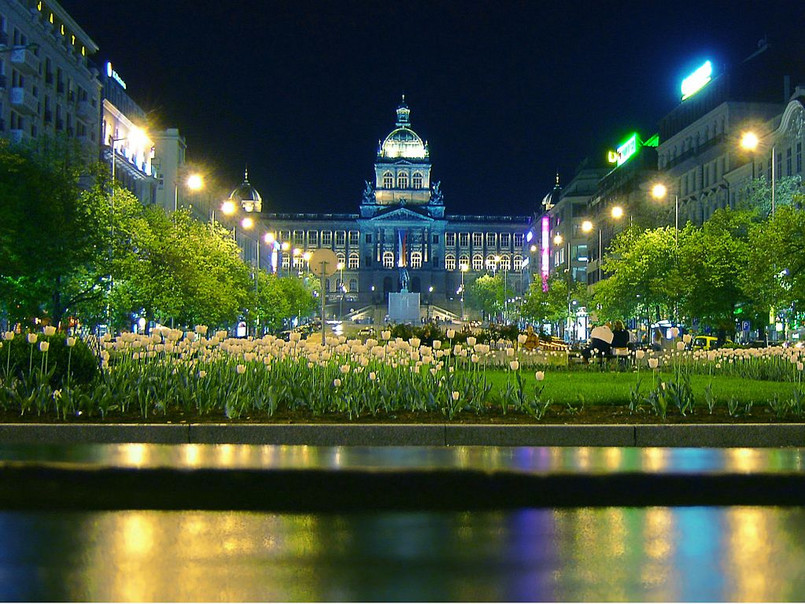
[1,442,804,510]
[1,422,804,447]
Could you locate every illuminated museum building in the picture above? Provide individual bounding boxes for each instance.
[243,100,532,318]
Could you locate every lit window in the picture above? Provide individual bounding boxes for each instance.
[472,254,483,271]
[513,255,523,271]
[412,172,423,189]
[500,254,511,271]
[445,254,456,271]
[383,251,395,269]
[349,253,359,269]
[336,252,345,267]
[383,172,394,189]
[486,255,497,270]
[459,254,470,269]
[410,251,422,269]
[397,172,409,189]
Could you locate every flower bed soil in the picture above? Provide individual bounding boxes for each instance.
[0,404,801,425]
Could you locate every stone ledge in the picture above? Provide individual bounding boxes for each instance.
[1,423,804,447]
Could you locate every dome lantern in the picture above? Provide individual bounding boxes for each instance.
[228,167,263,213]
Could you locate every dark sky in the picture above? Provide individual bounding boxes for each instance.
[60,0,805,216]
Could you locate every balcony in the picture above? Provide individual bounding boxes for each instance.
[76,100,93,119]
[10,87,38,115]
[10,47,41,75]
[9,129,29,145]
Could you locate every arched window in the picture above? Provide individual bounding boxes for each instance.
[412,172,423,189]
[410,251,422,269]
[472,254,483,271]
[336,252,346,266]
[445,254,456,271]
[500,254,511,271]
[513,255,523,271]
[383,172,394,189]
[459,254,470,270]
[397,172,409,189]
[383,251,395,269]
[486,255,497,271]
[349,253,359,269]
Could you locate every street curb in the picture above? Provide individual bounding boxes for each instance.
[1,423,804,447]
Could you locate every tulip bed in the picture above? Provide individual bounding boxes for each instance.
[1,326,804,423]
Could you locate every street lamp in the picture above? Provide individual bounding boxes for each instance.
[459,263,468,321]
[337,261,345,318]
[740,130,776,217]
[651,183,679,244]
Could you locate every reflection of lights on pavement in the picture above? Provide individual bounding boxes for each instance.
[122,443,148,467]
[643,448,668,472]
[183,444,202,467]
[726,448,765,473]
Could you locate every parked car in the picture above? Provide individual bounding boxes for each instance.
[692,335,733,351]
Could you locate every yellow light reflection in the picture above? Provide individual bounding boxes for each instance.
[121,443,149,467]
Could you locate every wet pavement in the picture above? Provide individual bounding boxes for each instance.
[1,444,805,509]
[2,445,805,600]
[2,507,805,601]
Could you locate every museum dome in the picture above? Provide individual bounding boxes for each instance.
[227,168,262,212]
[378,96,428,160]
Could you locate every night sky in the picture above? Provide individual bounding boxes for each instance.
[59,0,805,216]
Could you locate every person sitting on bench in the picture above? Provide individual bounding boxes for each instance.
[582,322,613,363]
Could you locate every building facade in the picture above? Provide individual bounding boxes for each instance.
[245,99,532,320]
[0,0,101,149]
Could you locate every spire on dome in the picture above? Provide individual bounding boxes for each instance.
[395,94,411,128]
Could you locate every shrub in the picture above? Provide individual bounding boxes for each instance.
[1,333,98,387]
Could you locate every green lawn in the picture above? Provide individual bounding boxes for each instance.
[483,369,799,406]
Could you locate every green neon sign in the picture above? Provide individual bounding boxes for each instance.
[616,133,639,166]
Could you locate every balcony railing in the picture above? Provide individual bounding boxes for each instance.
[10,87,38,115]
[10,47,41,75]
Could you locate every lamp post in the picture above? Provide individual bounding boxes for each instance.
[459,263,468,322]
[179,172,204,214]
[280,241,290,276]
[650,183,679,244]
[337,262,345,319]
[740,131,776,217]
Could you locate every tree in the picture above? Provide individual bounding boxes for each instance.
[466,274,501,320]
[677,208,751,334]
[520,271,588,335]
[115,208,252,329]
[253,272,317,333]
[742,205,805,339]
[593,226,683,325]
[0,137,118,328]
